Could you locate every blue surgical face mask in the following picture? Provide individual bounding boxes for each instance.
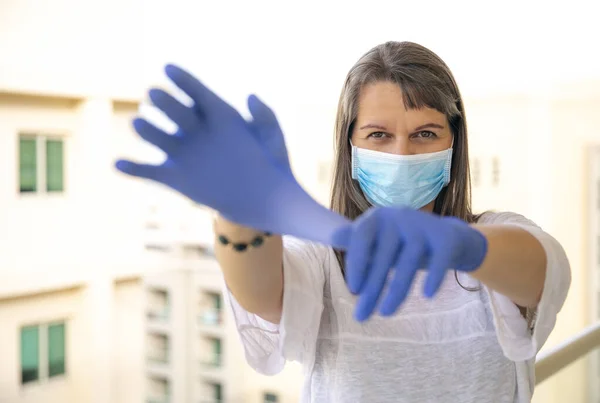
[351,143,453,209]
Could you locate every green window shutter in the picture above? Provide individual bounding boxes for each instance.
[213,338,222,366]
[46,139,64,192]
[214,383,222,401]
[19,137,37,192]
[48,323,66,377]
[21,326,39,384]
[213,293,222,310]
[264,393,279,403]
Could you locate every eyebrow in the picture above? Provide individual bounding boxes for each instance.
[358,123,388,131]
[358,123,445,131]
[414,123,445,131]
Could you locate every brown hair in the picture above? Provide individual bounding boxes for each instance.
[329,41,481,287]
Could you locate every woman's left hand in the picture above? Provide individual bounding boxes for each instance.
[332,207,488,322]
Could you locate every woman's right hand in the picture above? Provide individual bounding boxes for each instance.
[116,64,349,246]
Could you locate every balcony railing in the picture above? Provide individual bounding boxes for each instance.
[201,353,222,368]
[147,347,169,364]
[199,310,222,326]
[147,309,170,321]
[535,320,600,385]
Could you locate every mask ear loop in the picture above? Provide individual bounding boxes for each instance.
[349,141,358,179]
[444,136,454,184]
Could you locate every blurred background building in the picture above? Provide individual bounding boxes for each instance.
[1,0,599,402]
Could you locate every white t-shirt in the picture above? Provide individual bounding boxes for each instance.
[225,212,571,403]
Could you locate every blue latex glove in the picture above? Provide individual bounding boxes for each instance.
[115,64,349,246]
[332,207,488,322]
[246,94,293,177]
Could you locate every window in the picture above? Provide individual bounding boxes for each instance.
[20,322,66,385]
[19,137,37,192]
[200,292,223,325]
[147,376,170,402]
[21,326,39,384]
[147,333,169,364]
[46,139,64,192]
[18,134,65,194]
[213,383,222,402]
[147,288,170,321]
[48,323,66,377]
[212,338,222,366]
[264,392,279,402]
[212,293,222,311]
[202,337,223,367]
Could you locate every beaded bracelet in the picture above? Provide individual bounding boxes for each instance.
[217,231,272,252]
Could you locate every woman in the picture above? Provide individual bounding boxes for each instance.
[117,41,571,402]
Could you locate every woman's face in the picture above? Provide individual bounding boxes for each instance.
[351,81,453,155]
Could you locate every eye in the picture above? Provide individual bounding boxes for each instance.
[367,132,388,139]
[414,130,438,139]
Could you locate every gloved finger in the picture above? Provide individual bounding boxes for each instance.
[344,208,379,294]
[330,225,351,250]
[247,94,291,174]
[423,243,453,298]
[247,94,279,129]
[115,160,169,184]
[379,235,427,316]
[132,118,181,155]
[164,64,235,119]
[148,89,204,136]
[354,218,398,322]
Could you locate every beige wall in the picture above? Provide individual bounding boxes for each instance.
[113,278,144,403]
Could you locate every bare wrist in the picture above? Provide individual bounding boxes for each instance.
[213,215,272,252]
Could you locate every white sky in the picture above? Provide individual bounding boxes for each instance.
[133,0,600,167]
[139,0,600,98]
[2,0,599,174]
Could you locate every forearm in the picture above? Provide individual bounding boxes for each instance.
[469,224,547,308]
[213,215,283,323]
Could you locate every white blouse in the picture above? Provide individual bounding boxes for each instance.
[225,212,571,402]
